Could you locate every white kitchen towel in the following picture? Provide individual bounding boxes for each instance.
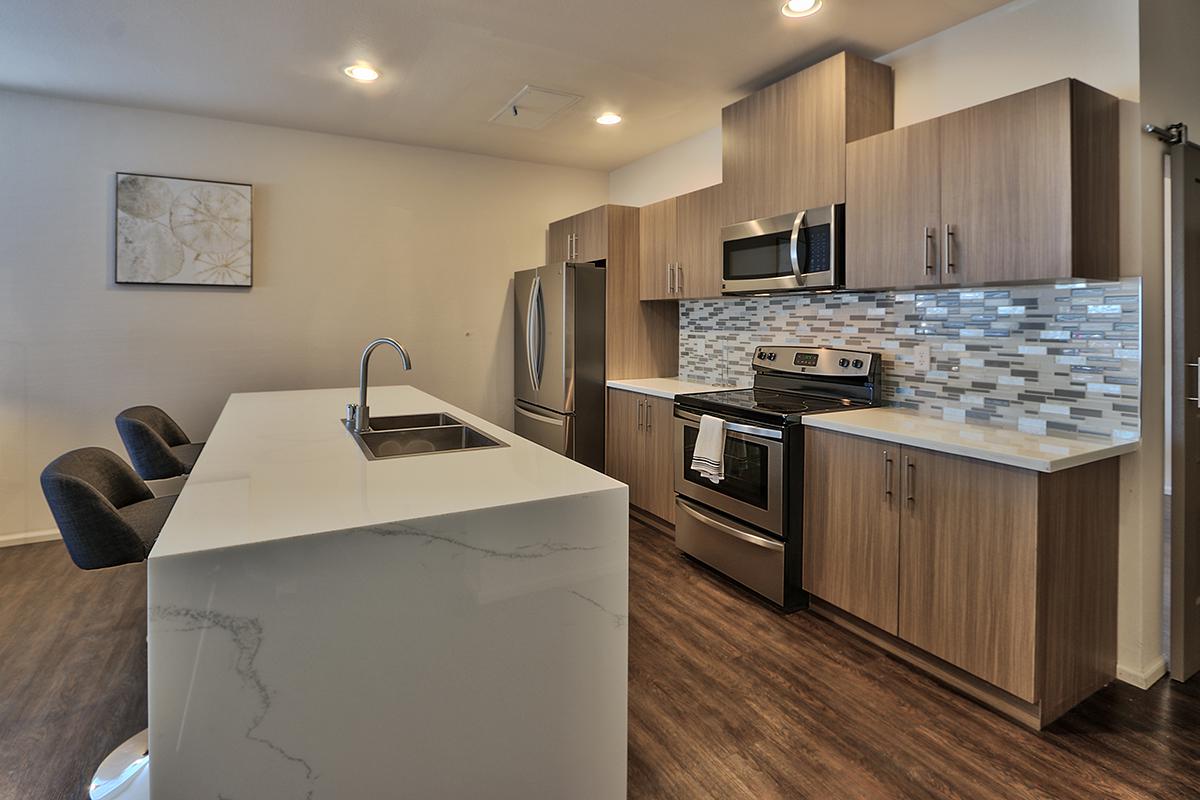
[690,415,726,484]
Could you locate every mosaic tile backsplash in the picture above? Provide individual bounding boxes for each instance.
[679,278,1142,442]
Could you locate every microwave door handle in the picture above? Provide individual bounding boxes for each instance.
[789,210,806,286]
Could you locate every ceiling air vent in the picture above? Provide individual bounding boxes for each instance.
[489,85,582,130]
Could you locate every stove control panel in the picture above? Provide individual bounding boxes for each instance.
[753,346,875,378]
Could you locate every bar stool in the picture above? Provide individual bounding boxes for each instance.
[115,406,204,481]
[40,447,173,799]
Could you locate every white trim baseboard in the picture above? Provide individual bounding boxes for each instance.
[1116,656,1168,689]
[0,528,60,549]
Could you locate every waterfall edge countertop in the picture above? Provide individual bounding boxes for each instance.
[150,385,625,559]
[802,407,1139,472]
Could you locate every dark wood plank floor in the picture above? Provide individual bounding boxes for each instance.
[628,521,1200,800]
[4,527,1200,799]
[0,542,147,800]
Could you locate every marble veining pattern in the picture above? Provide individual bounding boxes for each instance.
[680,278,1141,441]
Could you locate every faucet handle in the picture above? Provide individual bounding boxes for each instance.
[346,403,358,430]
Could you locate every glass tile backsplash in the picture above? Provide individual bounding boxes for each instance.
[678,278,1141,442]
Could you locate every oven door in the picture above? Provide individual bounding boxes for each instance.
[674,409,784,536]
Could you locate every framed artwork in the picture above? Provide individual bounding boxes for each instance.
[115,172,253,286]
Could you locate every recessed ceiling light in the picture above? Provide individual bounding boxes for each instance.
[343,63,380,82]
[595,112,622,126]
[781,0,822,18]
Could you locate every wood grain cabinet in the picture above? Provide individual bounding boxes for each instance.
[845,78,1118,290]
[548,206,609,264]
[606,389,675,523]
[722,51,893,226]
[545,205,678,381]
[638,184,724,301]
[803,428,1118,728]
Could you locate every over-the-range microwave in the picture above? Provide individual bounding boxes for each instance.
[721,204,844,295]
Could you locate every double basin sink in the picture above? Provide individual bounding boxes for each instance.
[347,412,507,461]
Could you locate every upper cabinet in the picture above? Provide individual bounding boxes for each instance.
[548,206,609,263]
[722,51,894,226]
[846,79,1119,290]
[638,184,724,301]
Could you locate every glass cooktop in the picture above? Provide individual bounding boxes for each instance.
[676,387,865,427]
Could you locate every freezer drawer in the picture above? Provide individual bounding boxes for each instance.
[514,401,574,458]
[675,497,786,606]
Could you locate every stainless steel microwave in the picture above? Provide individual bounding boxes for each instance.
[721,204,844,295]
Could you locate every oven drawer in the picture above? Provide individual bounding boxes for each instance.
[675,498,786,606]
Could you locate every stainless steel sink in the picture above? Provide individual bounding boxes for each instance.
[347,418,507,460]
[365,412,461,431]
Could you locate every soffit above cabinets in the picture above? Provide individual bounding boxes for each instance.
[0,0,1012,170]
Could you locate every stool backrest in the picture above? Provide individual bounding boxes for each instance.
[40,447,155,569]
[115,405,191,480]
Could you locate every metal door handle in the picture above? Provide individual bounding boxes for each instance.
[944,224,955,275]
[923,227,933,275]
[525,277,540,391]
[904,455,915,503]
[883,449,893,499]
[676,499,785,552]
[676,264,684,295]
[1189,361,1200,408]
[515,404,564,427]
[637,399,644,430]
[646,401,653,431]
[789,210,807,285]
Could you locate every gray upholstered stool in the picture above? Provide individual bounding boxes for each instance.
[115,405,204,481]
[40,447,172,799]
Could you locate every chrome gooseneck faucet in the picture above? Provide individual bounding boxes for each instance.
[347,337,412,433]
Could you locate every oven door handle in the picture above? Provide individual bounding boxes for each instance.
[789,209,807,286]
[676,499,785,552]
[673,409,783,440]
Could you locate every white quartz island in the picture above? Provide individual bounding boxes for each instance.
[147,386,629,799]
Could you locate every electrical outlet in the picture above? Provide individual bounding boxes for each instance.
[914,345,932,373]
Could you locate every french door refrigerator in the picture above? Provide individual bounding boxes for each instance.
[513,262,606,472]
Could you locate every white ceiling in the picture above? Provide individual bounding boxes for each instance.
[0,0,1012,171]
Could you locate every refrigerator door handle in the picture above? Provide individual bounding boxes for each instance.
[514,404,565,426]
[525,275,542,391]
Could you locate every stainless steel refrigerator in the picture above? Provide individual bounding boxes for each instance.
[513,262,606,472]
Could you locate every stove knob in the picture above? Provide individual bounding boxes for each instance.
[838,358,850,368]
[852,359,864,369]
[767,352,777,361]
[757,351,766,360]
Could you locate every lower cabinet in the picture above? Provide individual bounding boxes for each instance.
[606,389,675,523]
[803,427,1118,727]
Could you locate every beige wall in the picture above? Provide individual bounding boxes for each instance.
[0,90,608,537]
[605,0,1168,683]
[608,127,722,208]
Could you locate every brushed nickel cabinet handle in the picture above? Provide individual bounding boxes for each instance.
[676,264,684,295]
[637,399,644,430]
[904,455,915,503]
[646,401,653,431]
[1189,361,1200,408]
[923,227,933,275]
[883,449,893,499]
[944,224,956,275]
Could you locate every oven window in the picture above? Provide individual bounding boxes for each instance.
[682,427,771,509]
[723,232,791,281]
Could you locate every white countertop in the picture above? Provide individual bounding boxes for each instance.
[606,377,744,399]
[802,407,1139,473]
[150,386,623,559]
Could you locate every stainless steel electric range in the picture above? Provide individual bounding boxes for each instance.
[673,345,882,611]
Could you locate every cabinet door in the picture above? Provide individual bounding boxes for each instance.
[722,54,845,224]
[802,429,900,633]
[675,184,723,299]
[897,447,1039,701]
[939,80,1072,286]
[605,389,644,504]
[639,198,677,300]
[846,120,942,291]
[548,217,574,263]
[573,206,609,263]
[640,395,676,523]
